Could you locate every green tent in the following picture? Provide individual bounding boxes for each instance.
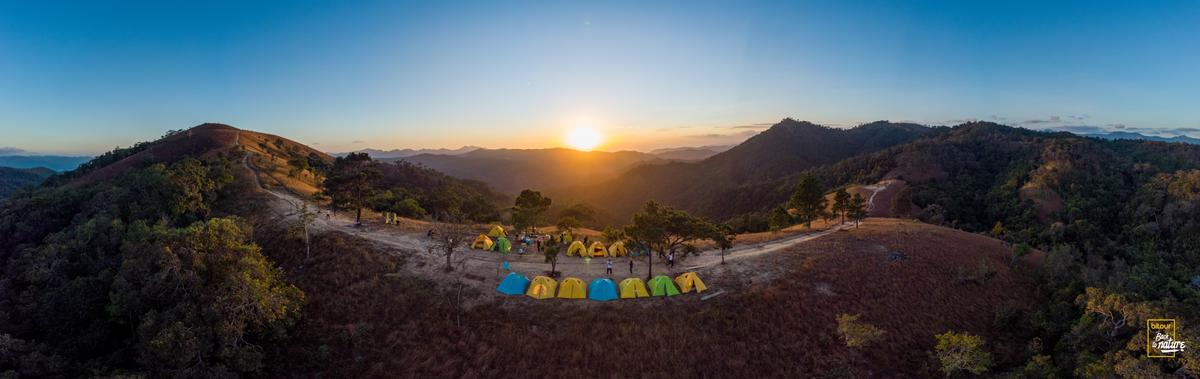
[647,275,680,297]
[494,237,512,254]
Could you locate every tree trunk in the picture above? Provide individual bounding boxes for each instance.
[355,207,363,226]
[647,251,654,279]
[445,249,453,271]
[304,228,311,260]
[721,249,726,264]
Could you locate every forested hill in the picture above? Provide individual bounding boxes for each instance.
[562,119,941,221]
[0,166,54,198]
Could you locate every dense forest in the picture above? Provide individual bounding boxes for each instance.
[0,166,54,198]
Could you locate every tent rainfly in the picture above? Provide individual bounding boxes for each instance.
[526,276,557,300]
[496,272,530,295]
[566,240,587,257]
[488,225,507,238]
[587,278,619,301]
[557,277,587,299]
[588,241,607,257]
[619,277,650,299]
[647,275,681,297]
[494,236,512,253]
[471,234,493,250]
[674,272,708,293]
[607,241,628,257]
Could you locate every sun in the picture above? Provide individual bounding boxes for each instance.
[565,125,603,151]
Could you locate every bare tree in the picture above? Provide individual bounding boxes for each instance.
[427,222,474,271]
[287,199,318,261]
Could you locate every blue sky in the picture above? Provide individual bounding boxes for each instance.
[1,0,1198,155]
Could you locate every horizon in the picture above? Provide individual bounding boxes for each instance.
[3,1,1199,155]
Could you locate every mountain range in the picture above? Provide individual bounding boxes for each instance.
[0,155,91,171]
[1081,131,1200,145]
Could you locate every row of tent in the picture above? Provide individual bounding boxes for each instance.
[471,234,512,253]
[497,272,708,301]
[565,240,627,257]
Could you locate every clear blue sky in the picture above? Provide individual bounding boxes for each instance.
[2,0,1198,155]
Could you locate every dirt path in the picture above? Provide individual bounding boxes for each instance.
[245,152,893,291]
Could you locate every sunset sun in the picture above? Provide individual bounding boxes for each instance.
[565,125,603,151]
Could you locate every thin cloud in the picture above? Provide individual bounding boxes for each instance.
[944,118,979,125]
[1049,125,1106,134]
[0,147,26,155]
[1023,116,1063,125]
[351,140,365,144]
[685,130,760,140]
[728,122,775,129]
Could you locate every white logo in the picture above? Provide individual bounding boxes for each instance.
[1152,332,1187,354]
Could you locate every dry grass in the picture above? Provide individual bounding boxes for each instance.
[250,215,1037,378]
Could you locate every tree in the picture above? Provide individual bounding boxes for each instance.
[789,174,827,229]
[768,205,792,231]
[891,186,913,218]
[837,313,885,348]
[1010,242,1031,267]
[602,226,626,244]
[543,237,562,277]
[832,188,851,224]
[286,156,310,178]
[556,215,581,235]
[512,189,552,233]
[287,199,318,261]
[623,201,720,278]
[715,224,736,264]
[321,152,380,226]
[427,222,473,271]
[933,331,992,377]
[990,221,1006,240]
[848,193,868,227]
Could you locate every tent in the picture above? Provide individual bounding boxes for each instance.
[619,277,650,299]
[674,272,708,293]
[496,272,530,295]
[488,225,507,238]
[587,278,619,301]
[647,275,680,297]
[608,241,628,257]
[566,240,587,257]
[494,237,512,254]
[526,276,557,300]
[589,241,607,257]
[471,234,493,250]
[557,277,587,299]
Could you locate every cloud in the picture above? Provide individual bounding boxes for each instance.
[0,147,26,155]
[943,118,979,125]
[685,130,760,140]
[310,142,321,146]
[728,122,775,129]
[351,140,365,144]
[1048,125,1106,134]
[1023,116,1063,125]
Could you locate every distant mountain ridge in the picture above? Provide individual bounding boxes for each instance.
[1082,131,1200,145]
[393,148,665,194]
[0,155,91,172]
[0,166,55,198]
[338,146,481,158]
[650,145,733,161]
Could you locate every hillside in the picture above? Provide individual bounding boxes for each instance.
[394,148,665,194]
[562,119,940,221]
[255,218,1038,378]
[650,144,732,161]
[0,166,54,198]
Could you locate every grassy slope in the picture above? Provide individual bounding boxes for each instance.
[248,215,1037,378]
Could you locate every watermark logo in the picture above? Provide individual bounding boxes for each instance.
[1147,319,1187,358]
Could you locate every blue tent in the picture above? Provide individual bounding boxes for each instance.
[497,272,530,295]
[587,278,619,301]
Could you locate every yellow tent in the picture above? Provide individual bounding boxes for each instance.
[526,276,557,300]
[674,272,708,293]
[619,278,650,299]
[607,241,628,257]
[471,234,493,250]
[488,225,507,238]
[566,240,587,257]
[589,241,607,257]
[557,277,587,299]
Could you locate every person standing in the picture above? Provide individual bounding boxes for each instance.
[667,252,675,269]
[606,258,613,276]
[628,258,634,275]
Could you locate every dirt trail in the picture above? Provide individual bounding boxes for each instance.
[243,150,892,291]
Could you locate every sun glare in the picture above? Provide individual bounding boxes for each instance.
[565,125,603,151]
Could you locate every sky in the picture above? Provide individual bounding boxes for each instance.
[1,0,1199,156]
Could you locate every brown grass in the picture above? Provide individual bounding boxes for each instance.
[250,215,1037,378]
